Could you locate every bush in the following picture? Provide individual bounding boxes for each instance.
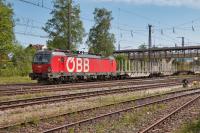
[0,44,36,77]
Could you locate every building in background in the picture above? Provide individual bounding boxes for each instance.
[29,44,47,51]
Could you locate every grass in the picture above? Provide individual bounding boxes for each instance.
[80,104,166,133]
[0,87,172,128]
[177,117,200,133]
[0,86,136,102]
[0,76,36,84]
[0,85,190,130]
[0,82,181,102]
[0,92,58,102]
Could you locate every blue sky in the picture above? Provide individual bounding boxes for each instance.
[6,0,200,50]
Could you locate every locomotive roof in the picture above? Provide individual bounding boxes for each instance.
[36,50,114,59]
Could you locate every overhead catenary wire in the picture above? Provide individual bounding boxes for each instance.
[119,8,161,25]
[15,31,48,38]
[16,23,43,30]
[13,0,200,47]
[16,0,200,33]
[15,0,149,38]
[16,0,199,33]
[17,0,52,10]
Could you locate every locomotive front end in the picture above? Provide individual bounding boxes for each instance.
[29,51,52,82]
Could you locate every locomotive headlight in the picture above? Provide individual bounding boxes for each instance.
[47,66,52,73]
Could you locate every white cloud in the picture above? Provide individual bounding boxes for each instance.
[91,0,200,8]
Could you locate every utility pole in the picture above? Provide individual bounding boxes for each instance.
[177,37,185,47]
[181,37,185,47]
[41,0,44,7]
[148,24,152,49]
[118,43,120,51]
[148,24,152,72]
[118,40,121,51]
[177,36,185,70]
[67,0,72,50]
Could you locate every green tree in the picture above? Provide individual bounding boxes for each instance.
[0,0,14,56]
[0,44,36,77]
[87,8,115,56]
[43,0,84,50]
[138,43,147,50]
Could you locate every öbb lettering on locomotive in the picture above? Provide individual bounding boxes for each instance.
[66,57,90,73]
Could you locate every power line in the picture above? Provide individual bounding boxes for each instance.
[15,15,148,40]
[18,0,181,43]
[120,7,199,37]
[19,0,154,26]
[15,31,48,38]
[155,35,177,44]
[16,0,148,32]
[81,15,147,32]
[15,18,148,41]
[16,16,46,24]
[16,23,43,30]
[15,0,199,47]
[155,17,200,32]
[173,17,200,28]
[17,0,52,10]
[16,0,200,34]
[119,8,161,25]
[14,15,148,47]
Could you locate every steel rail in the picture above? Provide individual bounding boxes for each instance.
[0,76,195,92]
[42,90,200,133]
[0,82,180,110]
[1,77,198,97]
[1,86,200,130]
[0,75,184,89]
[0,77,157,91]
[139,95,200,133]
[0,78,181,96]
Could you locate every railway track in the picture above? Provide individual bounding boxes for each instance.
[0,77,161,90]
[0,85,199,131]
[0,76,181,89]
[0,83,36,88]
[0,82,180,110]
[0,77,186,96]
[41,88,200,133]
[140,95,200,133]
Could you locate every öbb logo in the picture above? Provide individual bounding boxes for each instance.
[66,57,90,72]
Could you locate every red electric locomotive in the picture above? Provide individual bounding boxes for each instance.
[29,50,117,83]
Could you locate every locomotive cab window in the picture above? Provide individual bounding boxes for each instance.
[33,53,51,64]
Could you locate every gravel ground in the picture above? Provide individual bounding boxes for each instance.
[0,82,170,102]
[146,96,200,133]
[75,94,199,133]
[1,86,197,133]
[0,85,182,126]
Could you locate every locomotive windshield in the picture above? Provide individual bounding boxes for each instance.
[33,53,51,64]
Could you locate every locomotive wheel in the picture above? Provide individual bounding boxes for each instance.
[37,79,49,85]
[52,79,61,84]
[37,80,42,84]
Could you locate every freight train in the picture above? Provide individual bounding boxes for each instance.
[29,50,120,84]
[30,50,195,84]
